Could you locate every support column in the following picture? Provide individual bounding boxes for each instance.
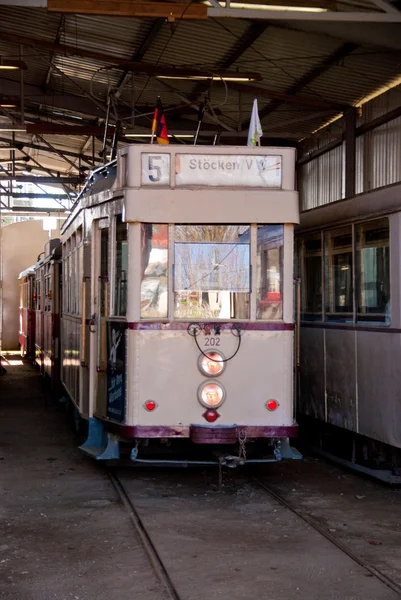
[345,107,356,198]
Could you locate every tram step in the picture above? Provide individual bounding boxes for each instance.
[79,418,120,460]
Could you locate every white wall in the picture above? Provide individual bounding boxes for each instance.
[1,220,61,350]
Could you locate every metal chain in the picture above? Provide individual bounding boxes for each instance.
[238,429,247,462]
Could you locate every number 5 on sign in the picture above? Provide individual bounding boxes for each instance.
[141,154,170,186]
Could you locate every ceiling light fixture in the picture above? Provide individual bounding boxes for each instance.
[156,74,258,82]
[0,59,27,70]
[203,1,327,10]
[0,124,26,132]
[124,133,194,138]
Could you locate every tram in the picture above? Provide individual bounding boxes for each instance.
[296,183,401,482]
[33,239,62,393]
[59,145,300,465]
[18,265,36,358]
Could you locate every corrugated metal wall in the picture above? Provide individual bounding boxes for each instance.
[299,85,401,211]
[299,142,344,210]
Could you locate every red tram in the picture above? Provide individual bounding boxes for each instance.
[33,239,62,393]
[18,266,36,358]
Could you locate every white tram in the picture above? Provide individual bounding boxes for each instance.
[61,145,300,465]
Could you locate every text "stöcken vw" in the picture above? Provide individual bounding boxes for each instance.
[188,157,269,171]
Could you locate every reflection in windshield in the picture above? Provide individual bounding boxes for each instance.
[141,224,168,318]
[257,225,284,320]
[174,225,250,319]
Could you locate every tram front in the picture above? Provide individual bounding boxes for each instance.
[83,145,301,465]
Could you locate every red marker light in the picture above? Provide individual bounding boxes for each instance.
[266,399,278,411]
[144,400,157,411]
[203,409,219,423]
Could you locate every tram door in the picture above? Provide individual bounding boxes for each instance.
[91,220,109,419]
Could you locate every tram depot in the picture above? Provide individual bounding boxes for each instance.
[2,2,401,596]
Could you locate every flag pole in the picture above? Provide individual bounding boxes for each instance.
[193,102,205,146]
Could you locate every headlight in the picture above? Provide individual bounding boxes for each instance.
[198,381,226,408]
[198,350,225,377]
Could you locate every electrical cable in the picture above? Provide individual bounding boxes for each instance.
[188,323,243,363]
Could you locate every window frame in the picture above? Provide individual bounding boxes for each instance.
[138,223,290,323]
[299,216,390,327]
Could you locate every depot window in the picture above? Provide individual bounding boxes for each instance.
[325,226,353,322]
[356,218,389,324]
[173,225,250,320]
[299,217,390,325]
[300,233,322,322]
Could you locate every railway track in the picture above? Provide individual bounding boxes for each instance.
[252,476,401,597]
[108,470,182,600]
[108,466,400,600]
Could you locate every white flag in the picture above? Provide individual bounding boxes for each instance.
[247,99,263,147]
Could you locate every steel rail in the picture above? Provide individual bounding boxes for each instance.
[108,470,182,600]
[252,476,401,597]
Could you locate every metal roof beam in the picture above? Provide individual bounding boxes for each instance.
[0,32,260,80]
[8,192,71,199]
[47,0,207,19]
[44,15,65,88]
[369,0,399,12]
[0,79,109,120]
[220,22,269,69]
[0,176,83,183]
[227,80,346,110]
[115,18,165,98]
[0,136,101,164]
[26,123,115,136]
[245,42,357,127]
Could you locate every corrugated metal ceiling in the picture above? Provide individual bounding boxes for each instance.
[0,3,399,176]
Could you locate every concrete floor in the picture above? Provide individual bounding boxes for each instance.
[0,355,400,600]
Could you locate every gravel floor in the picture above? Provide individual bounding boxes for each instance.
[0,355,400,600]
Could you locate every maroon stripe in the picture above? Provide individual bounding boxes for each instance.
[302,322,401,334]
[103,422,297,440]
[127,321,294,331]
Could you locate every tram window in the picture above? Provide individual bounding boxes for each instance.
[76,226,82,245]
[356,218,390,324]
[256,225,283,320]
[325,226,353,321]
[300,234,322,321]
[36,278,41,310]
[115,216,128,316]
[141,224,168,318]
[100,229,109,316]
[174,225,250,320]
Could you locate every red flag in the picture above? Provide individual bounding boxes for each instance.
[152,97,169,144]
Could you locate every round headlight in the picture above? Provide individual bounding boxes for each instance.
[198,350,225,377]
[197,381,226,409]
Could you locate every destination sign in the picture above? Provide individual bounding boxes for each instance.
[175,154,282,188]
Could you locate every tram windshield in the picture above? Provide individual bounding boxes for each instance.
[174,225,250,319]
[139,224,286,321]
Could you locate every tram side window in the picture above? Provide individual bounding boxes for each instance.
[300,233,322,321]
[356,218,390,324]
[325,227,353,321]
[174,225,250,320]
[141,224,168,319]
[115,216,128,316]
[256,225,283,320]
[36,276,41,311]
